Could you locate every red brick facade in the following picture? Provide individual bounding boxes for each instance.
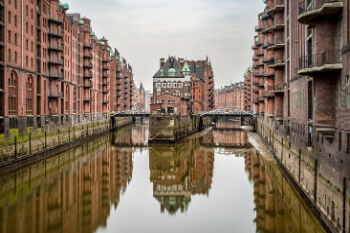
[237,1,350,232]
[0,0,133,136]
[215,82,244,110]
[151,56,214,115]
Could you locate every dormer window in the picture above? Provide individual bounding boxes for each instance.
[168,68,176,77]
[160,69,164,76]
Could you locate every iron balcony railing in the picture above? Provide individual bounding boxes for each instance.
[48,91,63,98]
[49,72,63,79]
[48,28,64,37]
[48,15,63,24]
[298,0,343,15]
[298,50,341,70]
[48,43,63,51]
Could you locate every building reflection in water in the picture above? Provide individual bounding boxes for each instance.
[0,125,327,233]
[0,128,133,233]
[149,136,214,215]
[244,149,326,233]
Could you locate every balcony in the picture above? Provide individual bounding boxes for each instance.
[102,100,109,105]
[253,81,259,86]
[298,0,343,25]
[102,65,109,70]
[266,1,285,15]
[267,38,285,50]
[263,91,274,98]
[263,71,275,78]
[253,88,259,93]
[83,82,92,88]
[48,15,63,24]
[84,62,93,68]
[103,58,110,63]
[83,73,92,79]
[255,25,263,32]
[83,97,93,102]
[265,19,284,33]
[48,43,63,51]
[253,99,259,104]
[102,82,110,86]
[48,28,63,38]
[267,58,285,68]
[48,91,63,98]
[49,72,63,79]
[258,81,264,87]
[270,84,285,93]
[83,52,93,58]
[48,56,63,65]
[298,50,342,75]
[103,89,110,94]
[84,44,93,49]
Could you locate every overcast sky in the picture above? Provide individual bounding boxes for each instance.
[65,0,265,91]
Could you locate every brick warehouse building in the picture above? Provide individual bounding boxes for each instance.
[151,56,214,115]
[215,81,244,110]
[0,0,134,137]
[240,1,350,232]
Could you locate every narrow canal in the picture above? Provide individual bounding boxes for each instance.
[0,124,326,233]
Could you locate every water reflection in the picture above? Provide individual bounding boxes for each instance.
[149,137,214,214]
[0,125,326,233]
[244,149,326,233]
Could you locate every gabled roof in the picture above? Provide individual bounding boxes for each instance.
[153,57,185,78]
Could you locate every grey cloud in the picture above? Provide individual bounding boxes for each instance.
[66,0,265,90]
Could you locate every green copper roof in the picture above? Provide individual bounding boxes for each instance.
[59,3,69,10]
[169,200,176,206]
[182,60,190,72]
[100,42,105,45]
[168,68,176,73]
[78,19,84,25]
[182,201,190,211]
[255,37,259,43]
[107,48,111,51]
[91,31,96,36]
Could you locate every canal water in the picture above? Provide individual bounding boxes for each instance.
[0,124,326,233]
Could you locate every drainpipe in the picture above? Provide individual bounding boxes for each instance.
[21,0,24,115]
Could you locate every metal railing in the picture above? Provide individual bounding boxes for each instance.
[298,0,343,15]
[48,91,63,98]
[49,72,63,79]
[298,50,341,70]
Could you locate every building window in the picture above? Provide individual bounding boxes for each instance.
[168,81,172,88]
[8,11,11,24]
[339,132,342,150]
[14,15,17,27]
[26,76,33,114]
[156,81,161,88]
[9,73,17,115]
[346,76,349,109]
[173,81,177,88]
[162,81,166,88]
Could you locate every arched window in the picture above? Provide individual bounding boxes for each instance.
[73,87,77,113]
[167,81,172,88]
[14,15,17,27]
[156,81,161,88]
[162,81,166,88]
[173,81,177,88]
[26,76,33,114]
[178,82,182,88]
[8,72,18,115]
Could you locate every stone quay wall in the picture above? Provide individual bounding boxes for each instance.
[256,116,350,233]
[149,115,212,143]
[0,117,132,174]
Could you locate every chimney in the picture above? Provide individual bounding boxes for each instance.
[179,58,184,66]
[160,58,165,68]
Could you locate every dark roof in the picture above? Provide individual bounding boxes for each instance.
[153,57,185,78]
[190,61,205,81]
